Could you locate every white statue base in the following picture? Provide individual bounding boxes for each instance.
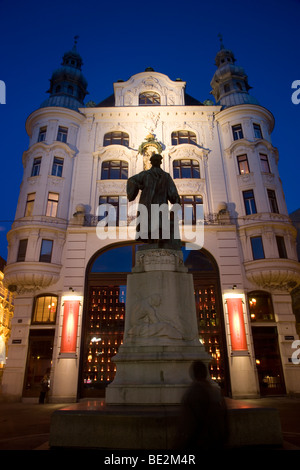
[106,247,210,405]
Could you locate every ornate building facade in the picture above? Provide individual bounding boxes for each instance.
[1,41,300,402]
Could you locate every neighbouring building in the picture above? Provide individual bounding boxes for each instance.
[2,40,300,402]
[0,256,14,386]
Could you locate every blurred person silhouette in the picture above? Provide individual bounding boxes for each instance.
[174,360,228,450]
[39,368,51,404]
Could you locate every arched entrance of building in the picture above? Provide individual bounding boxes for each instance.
[78,242,230,399]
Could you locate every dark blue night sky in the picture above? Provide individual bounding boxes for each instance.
[1,0,300,260]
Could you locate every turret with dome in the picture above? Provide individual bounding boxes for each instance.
[40,36,88,111]
[210,35,259,108]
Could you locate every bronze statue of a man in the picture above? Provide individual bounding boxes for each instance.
[127,153,181,248]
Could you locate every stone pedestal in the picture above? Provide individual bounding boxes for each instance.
[106,247,209,405]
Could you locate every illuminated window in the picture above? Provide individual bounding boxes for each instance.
[57,126,68,143]
[139,92,160,105]
[237,154,250,174]
[260,154,270,173]
[31,157,41,176]
[51,157,64,177]
[248,291,274,322]
[24,193,35,217]
[173,159,200,179]
[46,192,59,217]
[101,160,128,179]
[32,295,58,324]
[232,124,243,141]
[38,126,46,142]
[243,189,257,215]
[171,130,197,146]
[39,239,53,263]
[17,239,28,262]
[103,132,129,147]
[251,236,265,260]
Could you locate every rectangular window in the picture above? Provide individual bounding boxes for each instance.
[17,239,28,262]
[251,236,265,260]
[232,124,243,141]
[276,236,287,258]
[181,195,203,225]
[237,154,250,174]
[32,295,58,324]
[51,157,64,177]
[39,239,53,263]
[98,196,128,226]
[46,192,59,217]
[31,157,41,177]
[267,189,279,213]
[24,193,35,217]
[38,126,47,142]
[260,154,270,173]
[173,159,200,179]
[57,126,68,143]
[101,160,128,180]
[243,189,257,215]
[253,123,263,139]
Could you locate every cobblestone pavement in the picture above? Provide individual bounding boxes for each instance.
[0,397,299,450]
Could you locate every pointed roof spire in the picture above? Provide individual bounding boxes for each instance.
[218,33,225,50]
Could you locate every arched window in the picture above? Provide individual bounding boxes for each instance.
[32,294,58,324]
[173,159,200,179]
[139,92,160,105]
[103,132,129,147]
[248,291,274,322]
[171,130,197,146]
[101,160,128,179]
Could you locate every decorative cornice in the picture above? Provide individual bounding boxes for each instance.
[22,141,76,167]
[224,138,278,161]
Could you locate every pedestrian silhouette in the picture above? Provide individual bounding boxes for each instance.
[39,368,51,404]
[174,360,228,450]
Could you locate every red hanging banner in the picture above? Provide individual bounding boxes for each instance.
[227,298,248,351]
[61,300,80,354]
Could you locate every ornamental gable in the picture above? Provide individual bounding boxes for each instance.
[113,71,186,107]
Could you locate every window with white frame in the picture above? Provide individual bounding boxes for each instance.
[232,124,243,141]
[31,157,41,177]
[57,126,68,143]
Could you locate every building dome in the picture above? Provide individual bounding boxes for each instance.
[210,40,259,108]
[40,39,88,111]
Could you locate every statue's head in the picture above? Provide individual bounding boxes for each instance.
[150,153,162,167]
